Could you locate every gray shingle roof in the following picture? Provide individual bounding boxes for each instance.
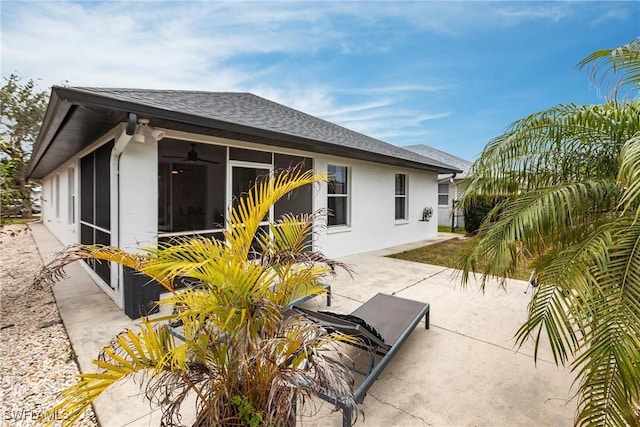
[68,88,459,172]
[29,87,463,178]
[404,144,473,178]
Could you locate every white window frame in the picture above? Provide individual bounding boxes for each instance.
[55,174,60,219]
[438,182,449,207]
[327,164,350,228]
[67,167,75,225]
[395,173,408,222]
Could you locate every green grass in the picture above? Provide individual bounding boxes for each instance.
[388,237,532,281]
[1,217,39,226]
[437,225,466,235]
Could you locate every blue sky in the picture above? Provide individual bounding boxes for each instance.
[1,1,638,161]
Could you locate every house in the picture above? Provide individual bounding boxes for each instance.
[404,144,473,230]
[27,87,460,318]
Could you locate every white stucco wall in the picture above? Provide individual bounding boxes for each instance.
[115,138,158,252]
[41,159,79,246]
[313,155,439,259]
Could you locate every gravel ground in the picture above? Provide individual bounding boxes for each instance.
[1,223,97,427]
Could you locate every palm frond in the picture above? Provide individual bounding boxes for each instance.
[577,37,640,97]
[618,135,640,220]
[141,236,229,288]
[263,212,315,256]
[42,321,175,426]
[461,102,639,206]
[32,244,153,290]
[569,217,640,426]
[460,180,619,287]
[225,167,327,260]
[513,222,620,365]
[515,283,580,365]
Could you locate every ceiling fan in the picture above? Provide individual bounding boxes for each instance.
[162,143,219,164]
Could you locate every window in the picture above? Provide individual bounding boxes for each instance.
[67,167,75,224]
[273,154,313,219]
[395,174,407,220]
[327,165,349,227]
[438,183,449,206]
[55,175,60,219]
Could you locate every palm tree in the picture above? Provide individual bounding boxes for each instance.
[459,38,640,426]
[35,166,358,426]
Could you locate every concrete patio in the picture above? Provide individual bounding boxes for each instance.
[30,222,577,426]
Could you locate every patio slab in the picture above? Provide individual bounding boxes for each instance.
[29,223,577,426]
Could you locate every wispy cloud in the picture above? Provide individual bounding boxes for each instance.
[589,5,635,27]
[326,103,450,141]
[1,1,344,90]
[316,100,394,118]
[326,1,577,35]
[340,85,448,95]
[493,4,573,24]
[3,2,241,90]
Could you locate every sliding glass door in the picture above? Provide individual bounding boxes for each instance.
[231,162,272,214]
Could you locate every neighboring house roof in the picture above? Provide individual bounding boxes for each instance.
[403,144,473,179]
[28,87,461,178]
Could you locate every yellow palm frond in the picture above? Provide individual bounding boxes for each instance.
[225,168,326,259]
[42,321,175,426]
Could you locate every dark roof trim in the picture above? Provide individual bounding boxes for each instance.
[28,91,74,178]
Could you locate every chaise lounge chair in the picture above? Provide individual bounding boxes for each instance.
[292,292,430,426]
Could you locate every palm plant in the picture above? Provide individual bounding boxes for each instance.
[458,39,640,426]
[35,166,357,426]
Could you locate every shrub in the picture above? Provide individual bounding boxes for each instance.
[463,195,506,235]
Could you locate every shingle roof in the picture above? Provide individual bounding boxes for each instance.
[404,144,473,178]
[79,88,458,169]
[28,87,462,178]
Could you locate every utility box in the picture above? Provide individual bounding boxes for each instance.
[123,267,160,319]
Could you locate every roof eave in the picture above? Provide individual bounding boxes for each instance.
[27,90,74,178]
